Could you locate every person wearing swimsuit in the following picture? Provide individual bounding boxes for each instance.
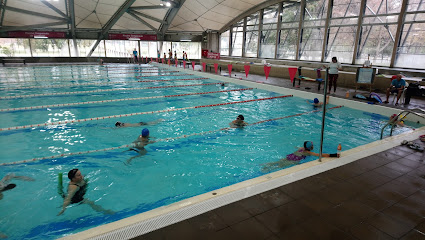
[262,141,339,172]
[230,115,248,128]
[58,169,114,215]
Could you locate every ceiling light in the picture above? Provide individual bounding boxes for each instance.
[34,36,48,39]
[181,39,191,42]
[160,3,164,6]
[165,2,171,7]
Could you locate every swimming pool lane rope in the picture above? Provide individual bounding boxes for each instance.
[0,105,343,166]
[0,88,253,112]
[0,74,194,84]
[1,77,208,90]
[0,95,292,132]
[0,82,224,100]
[0,70,181,79]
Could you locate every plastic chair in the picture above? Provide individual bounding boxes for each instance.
[391,82,408,105]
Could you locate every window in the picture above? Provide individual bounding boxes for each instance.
[30,39,70,57]
[259,4,279,58]
[277,3,301,59]
[69,39,105,57]
[220,30,230,56]
[0,38,31,57]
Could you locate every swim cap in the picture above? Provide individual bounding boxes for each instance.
[237,115,244,120]
[313,98,319,104]
[391,114,398,120]
[304,141,313,151]
[141,128,149,137]
[115,121,122,127]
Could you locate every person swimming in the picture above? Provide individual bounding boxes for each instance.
[115,119,164,128]
[262,141,339,172]
[126,128,153,164]
[389,114,405,127]
[0,174,34,200]
[58,169,114,215]
[306,96,329,107]
[230,115,248,128]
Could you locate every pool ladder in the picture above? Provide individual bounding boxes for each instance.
[380,109,425,139]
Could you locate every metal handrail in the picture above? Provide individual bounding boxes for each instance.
[380,109,425,139]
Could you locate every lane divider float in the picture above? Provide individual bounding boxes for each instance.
[0,105,343,166]
[2,77,208,90]
[0,88,253,112]
[0,82,225,100]
[0,95,291,131]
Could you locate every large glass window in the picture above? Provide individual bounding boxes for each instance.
[300,0,329,61]
[220,30,230,56]
[394,0,425,68]
[356,0,402,66]
[105,40,138,58]
[30,39,70,57]
[69,40,105,57]
[260,4,279,58]
[245,13,260,57]
[277,3,301,59]
[172,42,201,59]
[231,20,244,57]
[0,38,31,57]
[325,0,361,63]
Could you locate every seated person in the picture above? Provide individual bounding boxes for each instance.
[363,54,372,67]
[384,74,406,105]
[58,169,114,215]
[262,141,339,172]
[230,115,248,128]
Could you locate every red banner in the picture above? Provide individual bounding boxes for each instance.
[8,31,66,38]
[288,68,297,83]
[183,60,186,68]
[228,64,232,77]
[202,62,206,72]
[168,59,171,65]
[244,65,251,78]
[145,57,148,63]
[162,58,165,64]
[207,52,220,59]
[192,62,195,70]
[108,33,157,41]
[175,60,178,67]
[214,63,218,74]
[264,66,271,80]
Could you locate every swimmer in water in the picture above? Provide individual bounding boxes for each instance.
[126,128,154,165]
[58,169,114,215]
[230,115,248,128]
[306,96,329,107]
[262,141,339,172]
[0,173,34,201]
[389,114,405,127]
[115,119,164,128]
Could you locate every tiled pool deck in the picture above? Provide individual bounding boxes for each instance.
[132,66,425,240]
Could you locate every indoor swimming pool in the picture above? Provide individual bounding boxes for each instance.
[0,64,422,239]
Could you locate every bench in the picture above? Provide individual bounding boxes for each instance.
[2,59,26,65]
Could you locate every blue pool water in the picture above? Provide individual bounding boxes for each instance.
[0,64,420,239]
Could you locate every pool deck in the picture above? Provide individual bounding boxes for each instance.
[130,66,425,240]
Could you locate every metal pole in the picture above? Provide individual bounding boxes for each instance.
[319,68,329,162]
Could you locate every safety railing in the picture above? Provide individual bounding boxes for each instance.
[380,108,425,139]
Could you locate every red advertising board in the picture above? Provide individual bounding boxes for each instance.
[108,34,157,41]
[202,49,208,57]
[207,52,220,59]
[8,31,66,38]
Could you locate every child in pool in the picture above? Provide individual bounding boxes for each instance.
[262,141,339,172]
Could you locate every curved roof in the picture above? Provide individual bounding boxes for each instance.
[0,0,270,37]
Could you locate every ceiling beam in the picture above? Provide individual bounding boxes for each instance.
[41,0,68,19]
[160,0,186,34]
[129,5,168,10]
[127,11,159,32]
[0,0,7,27]
[129,10,166,24]
[68,0,76,38]
[87,0,137,57]
[0,21,68,32]
[1,5,68,21]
